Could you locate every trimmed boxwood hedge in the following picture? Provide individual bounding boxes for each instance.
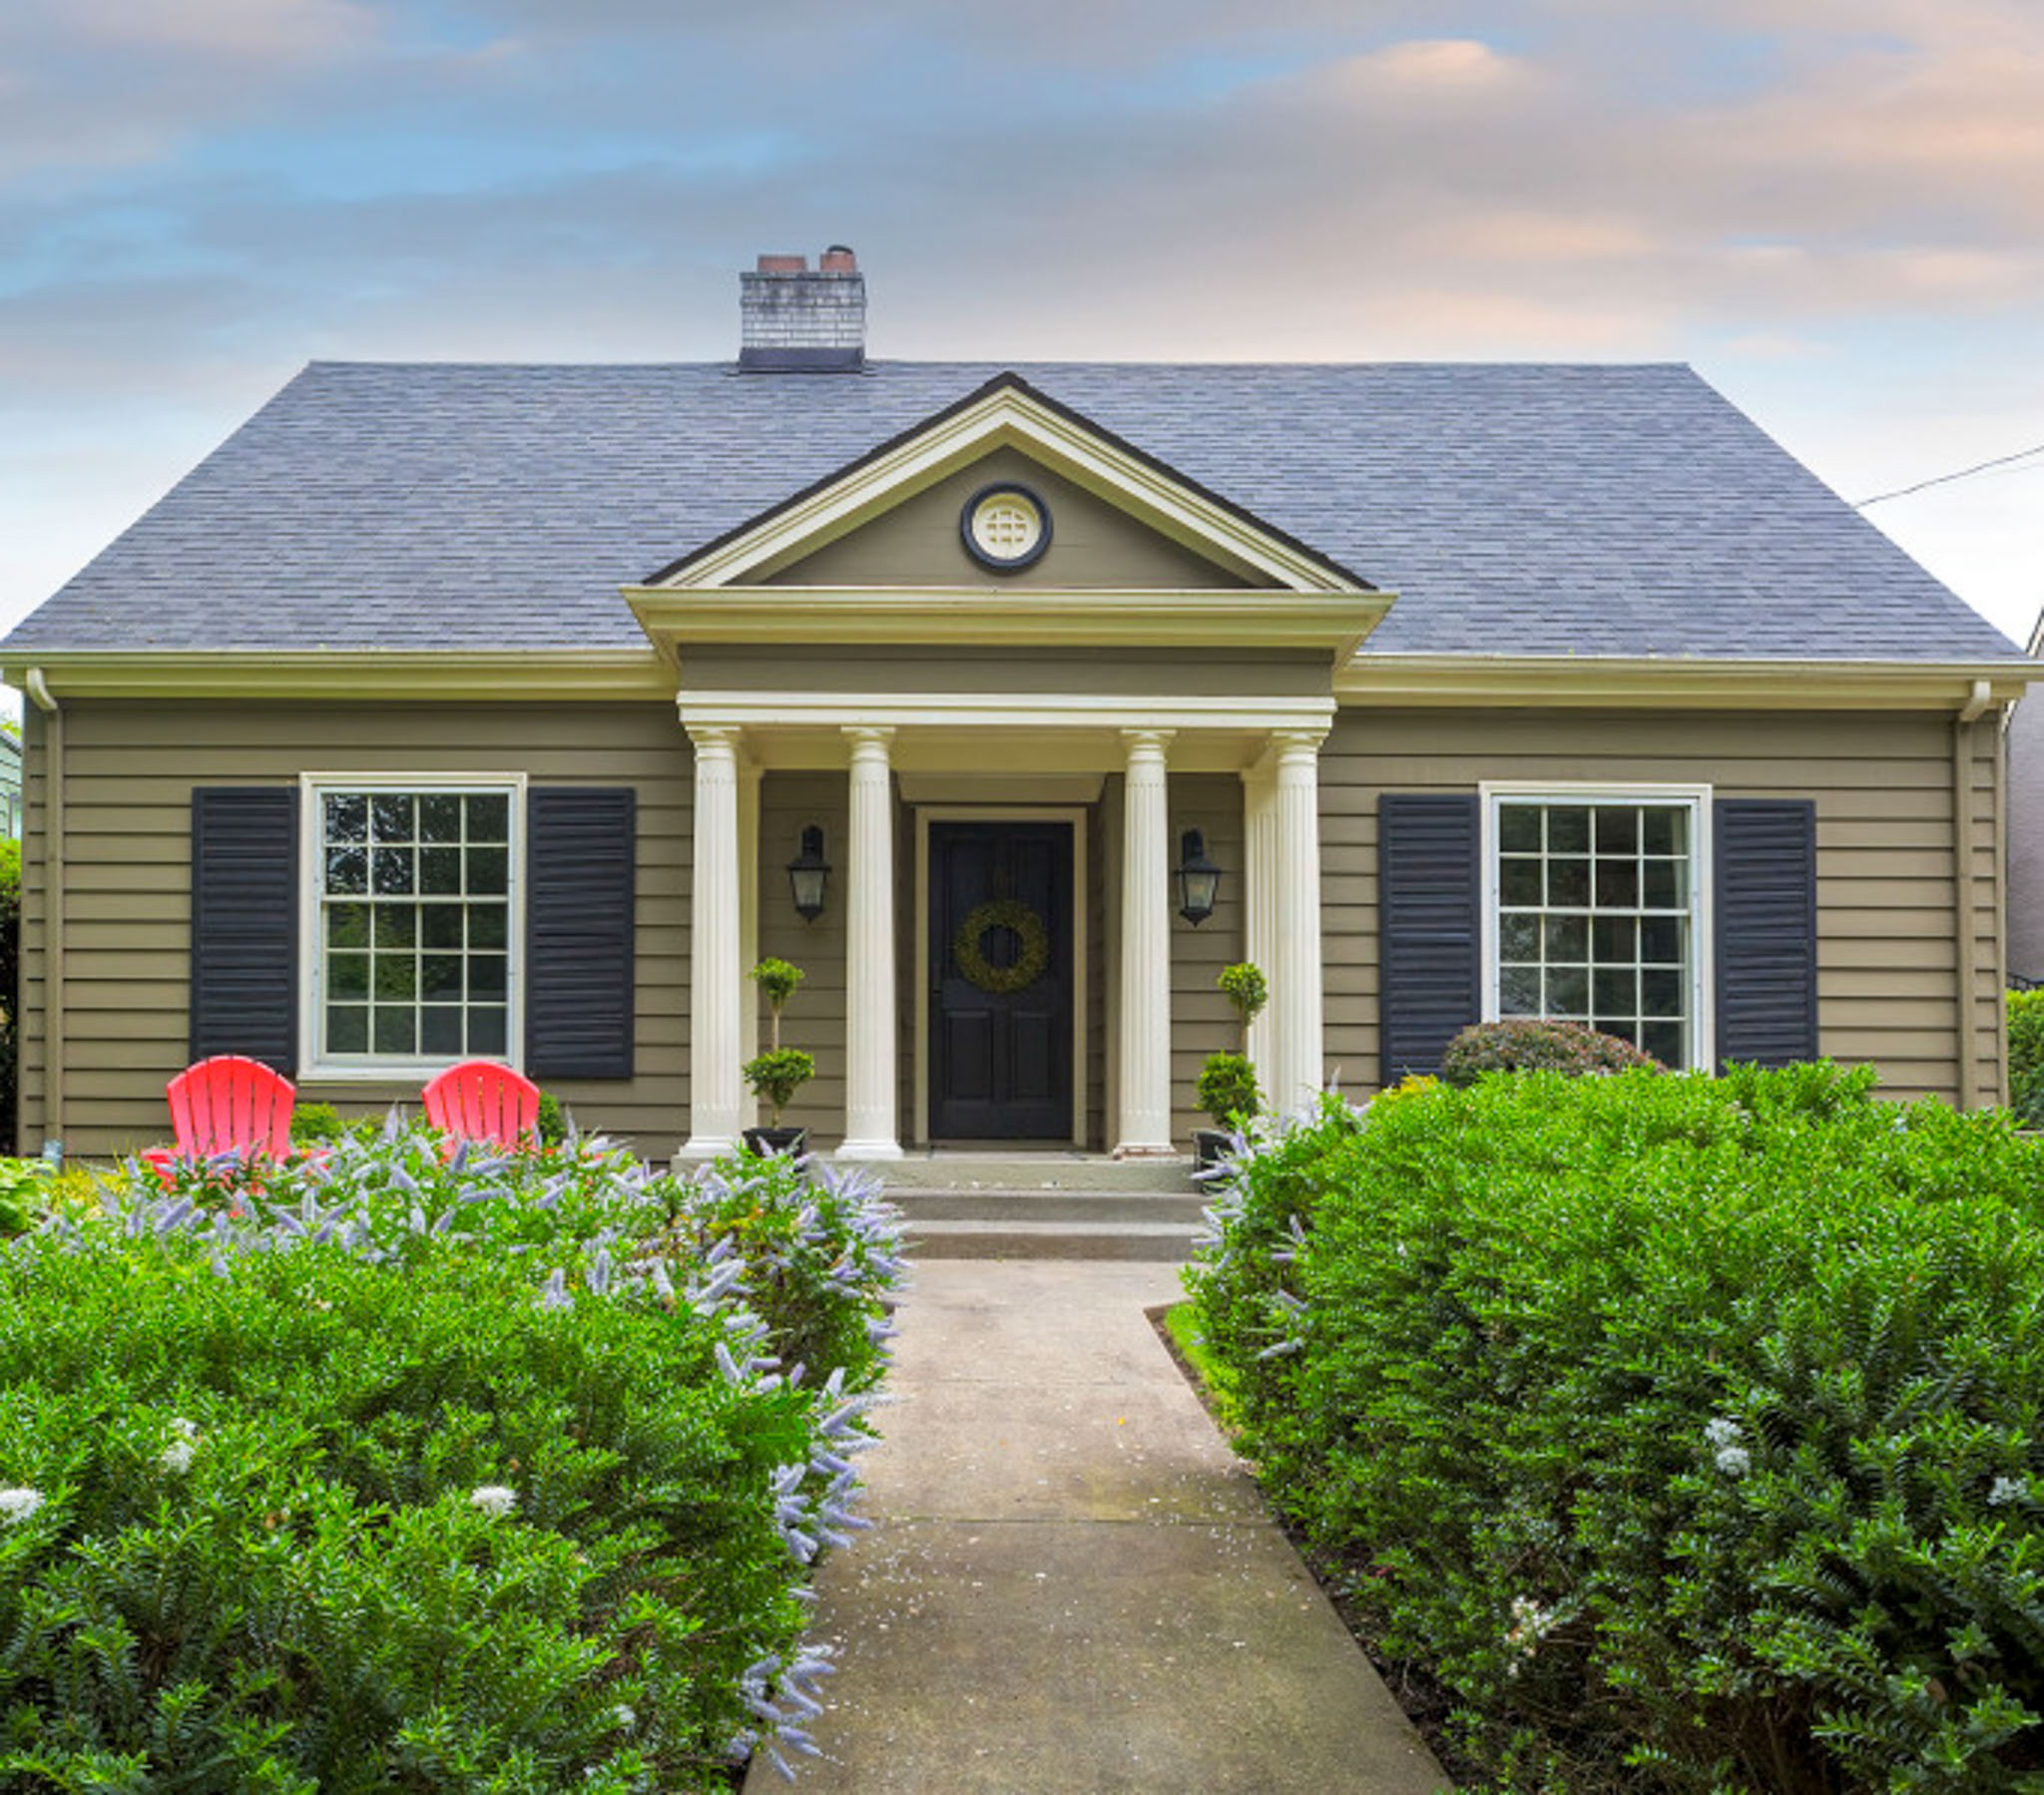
[1188,1066,2044,1792]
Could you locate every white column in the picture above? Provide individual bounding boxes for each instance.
[738,757,763,1079]
[684,725,746,1156]
[1271,729,1326,1118]
[839,726,902,1160]
[1242,759,1278,1091]
[1115,728,1176,1157]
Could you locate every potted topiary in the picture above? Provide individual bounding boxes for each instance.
[743,957,815,1156]
[1194,961,1268,1171]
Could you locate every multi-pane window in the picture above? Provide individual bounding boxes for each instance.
[314,786,515,1064]
[1493,796,1699,1069]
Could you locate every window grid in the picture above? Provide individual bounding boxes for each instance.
[1495,800,1694,1069]
[316,788,513,1064]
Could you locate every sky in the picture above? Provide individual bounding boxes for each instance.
[4,0,2042,656]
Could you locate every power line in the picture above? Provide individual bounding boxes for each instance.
[1855,440,2044,509]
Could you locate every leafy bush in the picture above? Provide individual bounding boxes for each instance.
[1196,1052,1261,1127]
[1439,1016,1660,1087]
[288,1101,349,1145]
[743,1049,816,1127]
[0,1155,46,1237]
[0,1120,907,1790]
[2008,988,2044,1126]
[1218,962,1268,1027]
[1188,1068,2044,1793]
[536,1089,567,1146]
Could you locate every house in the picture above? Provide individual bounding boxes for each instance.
[0,725,18,841]
[2,248,2030,1163]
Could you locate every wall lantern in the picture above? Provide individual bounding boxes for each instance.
[1176,828,1222,926]
[787,825,830,922]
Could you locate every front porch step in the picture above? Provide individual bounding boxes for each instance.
[890,1188,1211,1262]
[854,1152,1197,1194]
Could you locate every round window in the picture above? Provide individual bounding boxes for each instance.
[960,482,1052,573]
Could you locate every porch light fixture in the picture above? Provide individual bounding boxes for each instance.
[1176,828,1222,926]
[786,825,830,922]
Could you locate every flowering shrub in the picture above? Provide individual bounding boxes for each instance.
[1188,1066,2044,1792]
[1438,1017,1659,1087]
[0,1122,906,1790]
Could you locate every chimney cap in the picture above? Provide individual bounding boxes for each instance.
[819,244,857,273]
[757,252,808,274]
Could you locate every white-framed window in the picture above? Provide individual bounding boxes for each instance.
[299,774,525,1078]
[1480,783,1713,1071]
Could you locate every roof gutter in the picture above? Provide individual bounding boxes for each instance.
[23,670,62,1157]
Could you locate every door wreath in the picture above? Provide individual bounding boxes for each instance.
[952,898,1051,995]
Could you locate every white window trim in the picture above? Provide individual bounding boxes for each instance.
[297,772,528,1082]
[1478,780,1716,1072]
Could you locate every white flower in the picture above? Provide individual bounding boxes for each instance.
[1715,1445,1752,1477]
[1703,1417,1742,1449]
[1503,1593,1559,1673]
[1989,1476,2027,1509]
[160,1419,200,1475]
[0,1487,45,1525]
[469,1484,517,1518]
[613,1704,637,1730]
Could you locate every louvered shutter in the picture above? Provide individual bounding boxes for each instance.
[1714,797,1817,1068]
[190,787,298,1071]
[525,787,636,1080]
[1378,793,1481,1080]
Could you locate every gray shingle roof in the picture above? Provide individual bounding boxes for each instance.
[3,359,2021,662]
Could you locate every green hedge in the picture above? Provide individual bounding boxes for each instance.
[0,1126,906,1790]
[2008,989,2044,1126]
[1189,1068,2044,1792]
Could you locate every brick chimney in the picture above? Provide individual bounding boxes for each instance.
[739,245,865,372]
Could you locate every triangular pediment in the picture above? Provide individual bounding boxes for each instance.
[643,373,1370,595]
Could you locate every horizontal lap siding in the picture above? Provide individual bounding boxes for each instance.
[20,700,691,1160]
[756,772,850,1144]
[1321,708,2003,1107]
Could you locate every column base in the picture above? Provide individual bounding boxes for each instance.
[836,1137,905,1162]
[674,1133,741,1166]
[1112,1140,1181,1160]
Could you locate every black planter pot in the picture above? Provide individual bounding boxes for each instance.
[1192,1127,1235,1173]
[743,1125,809,1158]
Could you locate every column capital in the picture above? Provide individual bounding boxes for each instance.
[841,723,896,757]
[687,722,742,757]
[1271,726,1327,760]
[1121,726,1176,758]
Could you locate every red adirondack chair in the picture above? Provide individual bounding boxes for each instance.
[144,1055,296,1185]
[423,1060,542,1151]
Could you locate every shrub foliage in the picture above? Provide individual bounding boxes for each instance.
[0,1122,906,1791]
[1188,1068,2044,1792]
[2007,988,2044,1127]
[1439,1017,1660,1087]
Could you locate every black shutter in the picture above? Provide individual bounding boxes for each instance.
[1714,798,1817,1068]
[526,787,636,1080]
[190,787,298,1072]
[1378,793,1481,1079]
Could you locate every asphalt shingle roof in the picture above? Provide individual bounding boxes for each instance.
[4,359,2021,663]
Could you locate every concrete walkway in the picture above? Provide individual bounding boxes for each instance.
[750,1260,1453,1793]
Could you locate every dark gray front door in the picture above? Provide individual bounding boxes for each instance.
[929,821,1073,1140]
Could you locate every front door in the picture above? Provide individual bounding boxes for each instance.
[929,821,1073,1140]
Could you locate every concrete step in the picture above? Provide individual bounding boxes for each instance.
[894,1188,1210,1261]
[893,1188,1209,1225]
[904,1217,1203,1262]
[862,1152,1197,1194]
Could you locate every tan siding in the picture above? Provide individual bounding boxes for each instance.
[1169,774,1246,1143]
[1322,707,2004,1108]
[765,445,1260,590]
[753,771,851,1144]
[20,700,692,1160]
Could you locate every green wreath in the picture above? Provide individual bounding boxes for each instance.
[953,898,1051,995]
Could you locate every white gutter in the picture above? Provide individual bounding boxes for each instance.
[24,671,61,1156]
